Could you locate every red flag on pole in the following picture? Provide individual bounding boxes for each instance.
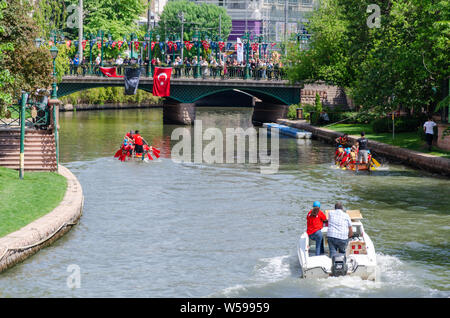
[152,67,172,97]
[99,67,124,78]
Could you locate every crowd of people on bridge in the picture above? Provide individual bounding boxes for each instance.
[67,51,285,79]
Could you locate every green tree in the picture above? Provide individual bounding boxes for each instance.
[33,0,68,39]
[286,0,450,116]
[0,0,14,113]
[0,0,52,106]
[158,0,232,42]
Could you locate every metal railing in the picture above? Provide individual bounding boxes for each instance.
[65,63,287,80]
[0,97,50,130]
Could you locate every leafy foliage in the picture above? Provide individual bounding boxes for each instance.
[286,0,450,115]
[0,0,52,108]
[158,0,232,42]
[0,0,14,111]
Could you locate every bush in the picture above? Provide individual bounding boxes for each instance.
[287,104,297,119]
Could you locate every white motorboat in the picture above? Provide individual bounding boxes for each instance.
[297,210,377,281]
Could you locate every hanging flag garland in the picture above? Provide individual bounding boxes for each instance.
[151,41,156,51]
[202,40,210,50]
[112,42,117,49]
[251,43,259,52]
[167,41,173,52]
[118,41,123,49]
[218,41,225,51]
[185,41,193,51]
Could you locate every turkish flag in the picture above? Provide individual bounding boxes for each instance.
[152,67,172,97]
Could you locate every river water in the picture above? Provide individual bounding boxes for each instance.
[0,107,449,298]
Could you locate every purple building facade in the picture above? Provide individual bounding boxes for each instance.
[228,20,262,41]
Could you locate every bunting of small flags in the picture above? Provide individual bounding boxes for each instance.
[201,40,210,50]
[185,41,194,51]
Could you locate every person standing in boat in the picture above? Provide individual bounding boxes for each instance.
[327,202,353,258]
[306,201,327,256]
[133,130,144,156]
[355,132,369,171]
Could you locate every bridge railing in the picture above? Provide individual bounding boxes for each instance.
[65,63,287,81]
[0,97,50,130]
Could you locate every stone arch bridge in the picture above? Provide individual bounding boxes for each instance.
[58,76,303,125]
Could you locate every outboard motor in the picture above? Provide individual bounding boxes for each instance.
[331,253,348,277]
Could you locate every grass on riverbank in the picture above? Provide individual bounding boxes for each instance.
[327,123,450,159]
[0,167,67,237]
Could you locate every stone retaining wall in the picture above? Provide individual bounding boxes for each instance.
[277,119,450,177]
[0,165,84,273]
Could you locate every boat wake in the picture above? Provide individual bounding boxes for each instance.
[210,252,447,298]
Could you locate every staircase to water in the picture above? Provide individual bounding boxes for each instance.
[0,129,57,172]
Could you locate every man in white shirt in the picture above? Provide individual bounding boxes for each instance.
[423,116,437,150]
[327,202,353,258]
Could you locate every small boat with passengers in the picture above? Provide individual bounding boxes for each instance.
[297,209,377,281]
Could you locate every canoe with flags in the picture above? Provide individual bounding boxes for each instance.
[114,131,161,162]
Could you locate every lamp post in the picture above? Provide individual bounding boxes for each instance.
[89,33,95,74]
[156,34,161,63]
[50,45,59,99]
[130,33,137,60]
[193,30,200,78]
[172,34,177,63]
[258,35,263,60]
[204,33,209,61]
[178,11,185,64]
[145,31,152,77]
[34,37,43,48]
[164,35,169,64]
[97,30,104,66]
[243,32,251,79]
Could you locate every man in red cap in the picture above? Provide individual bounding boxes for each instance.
[306,201,327,256]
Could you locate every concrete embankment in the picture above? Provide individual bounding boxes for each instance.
[0,165,84,273]
[277,119,450,177]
